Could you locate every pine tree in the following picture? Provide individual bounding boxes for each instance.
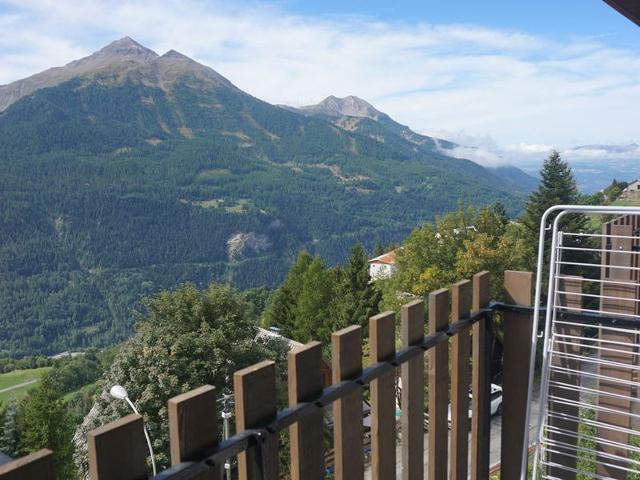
[493,202,509,224]
[18,378,75,478]
[331,244,381,334]
[262,251,313,337]
[521,150,590,271]
[0,401,21,458]
[293,256,333,342]
[523,150,580,227]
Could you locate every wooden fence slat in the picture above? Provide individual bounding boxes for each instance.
[501,270,533,480]
[88,413,148,480]
[427,289,450,480]
[332,325,364,480]
[370,311,397,480]
[597,223,636,479]
[471,271,491,480]
[289,341,325,480]
[450,279,472,480]
[548,276,582,480]
[234,360,278,480]
[168,385,222,480]
[401,299,425,480]
[0,449,54,480]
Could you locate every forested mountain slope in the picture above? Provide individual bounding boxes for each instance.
[0,37,528,356]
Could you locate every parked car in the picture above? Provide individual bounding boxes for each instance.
[448,383,503,425]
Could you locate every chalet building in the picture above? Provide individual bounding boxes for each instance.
[368,250,398,280]
[624,179,640,193]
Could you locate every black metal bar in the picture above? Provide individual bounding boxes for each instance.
[493,302,640,330]
[558,310,640,330]
[152,307,498,478]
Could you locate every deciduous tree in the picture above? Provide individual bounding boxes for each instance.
[73,283,287,476]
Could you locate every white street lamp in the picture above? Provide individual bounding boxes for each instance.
[218,393,234,480]
[109,385,157,476]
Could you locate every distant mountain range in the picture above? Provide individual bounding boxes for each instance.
[0,37,535,356]
[516,143,640,193]
[569,144,640,193]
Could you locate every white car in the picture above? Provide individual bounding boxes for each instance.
[488,383,503,415]
[448,383,503,424]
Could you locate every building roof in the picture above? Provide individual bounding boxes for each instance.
[368,250,398,265]
[605,0,640,26]
[256,327,304,350]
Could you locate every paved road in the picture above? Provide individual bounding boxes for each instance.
[0,378,39,394]
[363,387,540,479]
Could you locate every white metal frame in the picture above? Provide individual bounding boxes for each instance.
[526,205,640,480]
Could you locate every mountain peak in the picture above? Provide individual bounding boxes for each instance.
[301,95,388,121]
[0,38,242,112]
[322,95,372,108]
[152,49,235,89]
[160,49,189,59]
[94,36,158,61]
[103,36,147,50]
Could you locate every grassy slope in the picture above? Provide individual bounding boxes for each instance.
[0,367,51,404]
[612,190,640,207]
[586,190,640,232]
[62,380,98,402]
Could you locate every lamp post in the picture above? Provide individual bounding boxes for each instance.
[219,393,234,480]
[109,385,157,476]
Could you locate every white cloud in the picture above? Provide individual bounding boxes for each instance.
[439,144,505,167]
[0,0,638,149]
[426,126,639,171]
[565,143,640,162]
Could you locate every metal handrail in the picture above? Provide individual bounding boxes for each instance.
[154,306,495,479]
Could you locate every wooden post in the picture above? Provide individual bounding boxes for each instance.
[401,299,425,480]
[0,450,54,480]
[471,271,491,480]
[427,289,449,480]
[289,341,325,480]
[501,270,533,480]
[450,280,472,480]
[168,385,222,480]
[548,277,582,480]
[88,414,148,480]
[370,311,397,480]
[332,325,364,480]
[597,222,637,479]
[234,360,278,480]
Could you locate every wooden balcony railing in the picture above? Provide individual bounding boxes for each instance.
[0,270,536,480]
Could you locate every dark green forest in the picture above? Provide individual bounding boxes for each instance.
[0,54,530,357]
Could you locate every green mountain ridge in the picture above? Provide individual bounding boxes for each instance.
[291,95,537,191]
[0,37,530,357]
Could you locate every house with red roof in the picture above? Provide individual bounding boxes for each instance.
[368,250,398,280]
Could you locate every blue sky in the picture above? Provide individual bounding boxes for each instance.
[0,0,638,165]
[284,0,638,45]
